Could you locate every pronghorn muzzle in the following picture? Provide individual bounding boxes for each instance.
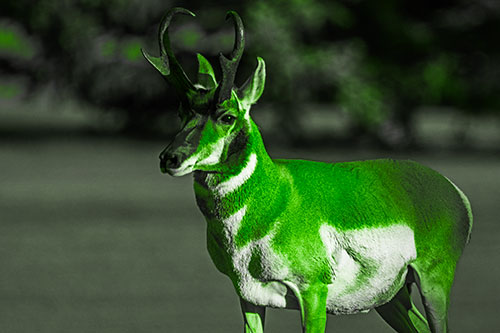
[159,147,197,176]
[159,122,200,176]
[159,150,181,173]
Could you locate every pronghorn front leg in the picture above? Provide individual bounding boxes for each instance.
[240,298,266,333]
[300,284,328,333]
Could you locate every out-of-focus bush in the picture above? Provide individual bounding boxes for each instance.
[244,0,500,147]
[0,0,234,135]
[1,0,168,134]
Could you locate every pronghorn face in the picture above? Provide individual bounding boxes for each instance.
[160,60,265,177]
[143,8,265,176]
[159,93,243,176]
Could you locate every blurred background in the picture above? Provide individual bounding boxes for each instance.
[0,0,499,332]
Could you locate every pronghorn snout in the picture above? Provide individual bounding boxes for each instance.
[159,150,183,174]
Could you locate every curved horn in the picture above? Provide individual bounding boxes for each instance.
[142,7,196,102]
[218,11,245,103]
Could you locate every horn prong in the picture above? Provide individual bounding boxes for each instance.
[142,7,196,101]
[141,49,170,76]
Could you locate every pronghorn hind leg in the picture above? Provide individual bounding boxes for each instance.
[375,282,430,333]
[239,298,266,333]
[410,263,454,333]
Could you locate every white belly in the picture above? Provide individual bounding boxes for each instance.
[320,224,417,314]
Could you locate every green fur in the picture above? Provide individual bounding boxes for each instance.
[195,117,472,278]
[182,109,471,331]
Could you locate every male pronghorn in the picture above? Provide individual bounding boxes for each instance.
[143,8,473,333]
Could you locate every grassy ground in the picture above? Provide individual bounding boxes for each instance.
[0,137,499,332]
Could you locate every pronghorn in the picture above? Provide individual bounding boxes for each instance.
[143,8,473,333]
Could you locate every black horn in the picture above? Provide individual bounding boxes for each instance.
[142,7,196,104]
[217,11,245,103]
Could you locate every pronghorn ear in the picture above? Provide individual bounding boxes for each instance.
[197,53,217,90]
[238,57,265,109]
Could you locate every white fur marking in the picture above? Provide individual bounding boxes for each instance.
[213,153,257,197]
[319,224,416,314]
[178,154,198,170]
[320,226,361,288]
[223,214,289,308]
[232,229,289,308]
[196,138,225,166]
[172,138,224,175]
[222,206,246,242]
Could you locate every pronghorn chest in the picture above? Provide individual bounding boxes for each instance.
[204,204,291,308]
[199,184,292,308]
[194,153,288,281]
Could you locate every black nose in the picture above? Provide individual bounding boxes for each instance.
[159,151,181,171]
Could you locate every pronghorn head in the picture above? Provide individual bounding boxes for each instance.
[143,8,265,176]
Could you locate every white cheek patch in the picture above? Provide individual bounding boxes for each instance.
[195,137,225,167]
[212,153,257,197]
[319,224,416,314]
[179,153,199,169]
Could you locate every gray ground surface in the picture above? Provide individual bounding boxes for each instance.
[0,138,498,332]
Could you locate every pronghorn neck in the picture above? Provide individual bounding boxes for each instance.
[193,119,280,218]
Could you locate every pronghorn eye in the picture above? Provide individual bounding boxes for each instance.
[220,114,236,125]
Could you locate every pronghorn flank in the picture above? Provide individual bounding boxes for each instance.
[143,8,473,333]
